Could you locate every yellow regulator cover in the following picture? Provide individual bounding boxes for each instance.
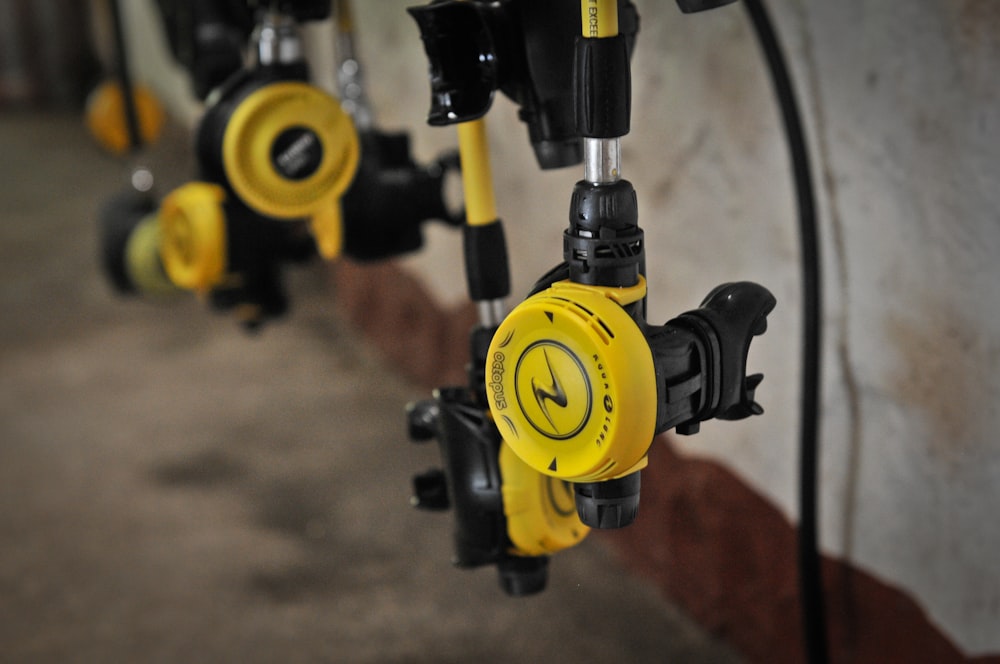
[487,278,657,482]
[84,80,165,155]
[222,81,359,223]
[500,442,589,556]
[158,182,227,292]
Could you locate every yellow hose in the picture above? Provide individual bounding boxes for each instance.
[581,0,618,38]
[336,0,355,34]
[456,119,498,226]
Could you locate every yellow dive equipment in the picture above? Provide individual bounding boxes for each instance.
[500,442,589,556]
[85,80,166,155]
[488,277,656,483]
[158,182,227,292]
[221,81,360,258]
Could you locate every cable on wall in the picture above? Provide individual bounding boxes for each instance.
[741,1,828,662]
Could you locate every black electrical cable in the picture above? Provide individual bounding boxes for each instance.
[109,0,143,152]
[741,1,828,663]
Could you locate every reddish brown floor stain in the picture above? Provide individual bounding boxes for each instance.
[332,264,1000,664]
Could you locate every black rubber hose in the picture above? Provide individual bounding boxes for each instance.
[741,1,828,663]
[109,0,143,152]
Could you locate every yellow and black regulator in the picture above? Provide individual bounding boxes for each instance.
[486,264,775,529]
[191,16,359,257]
[98,7,464,328]
[486,0,775,529]
[152,11,359,327]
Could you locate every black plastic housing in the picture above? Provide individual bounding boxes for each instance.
[575,34,631,138]
[408,0,639,169]
[574,473,641,529]
[647,282,776,435]
[463,221,511,302]
[206,197,316,330]
[154,0,253,100]
[406,2,509,126]
[564,179,643,287]
[273,0,332,21]
[341,129,463,261]
[97,188,158,295]
[407,388,549,596]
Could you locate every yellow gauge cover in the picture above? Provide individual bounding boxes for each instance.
[158,182,227,292]
[222,81,359,220]
[487,278,656,482]
[500,442,589,556]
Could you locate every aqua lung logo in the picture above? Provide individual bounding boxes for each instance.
[514,341,592,440]
[271,126,323,180]
[532,349,568,427]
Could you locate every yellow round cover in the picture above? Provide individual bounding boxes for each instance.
[487,278,656,482]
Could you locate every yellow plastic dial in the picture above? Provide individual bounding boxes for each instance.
[222,81,359,225]
[500,442,589,556]
[487,278,656,482]
[158,182,227,292]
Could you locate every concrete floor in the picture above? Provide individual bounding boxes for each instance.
[0,114,740,663]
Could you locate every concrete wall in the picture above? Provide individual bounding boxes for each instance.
[122,0,1000,657]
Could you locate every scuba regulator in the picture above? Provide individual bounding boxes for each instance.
[161,9,359,327]
[98,7,358,328]
[489,275,774,528]
[99,0,463,328]
[486,0,773,529]
[411,0,774,531]
[405,0,606,592]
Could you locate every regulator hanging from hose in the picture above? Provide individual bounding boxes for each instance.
[406,11,592,590]
[98,1,463,329]
[488,0,774,529]
[410,0,775,530]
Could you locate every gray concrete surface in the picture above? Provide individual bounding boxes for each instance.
[0,114,740,663]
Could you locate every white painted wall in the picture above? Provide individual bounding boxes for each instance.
[123,0,1000,654]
